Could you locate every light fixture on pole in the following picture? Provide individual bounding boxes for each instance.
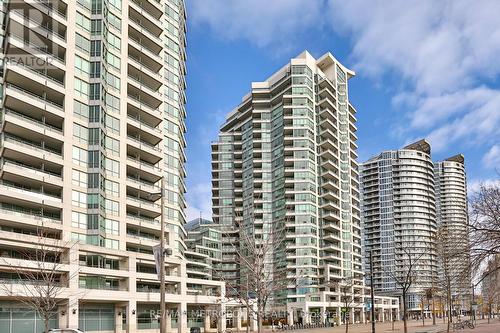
[369,249,376,333]
[151,177,173,333]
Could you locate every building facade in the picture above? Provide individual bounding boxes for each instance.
[0,1,225,332]
[212,51,398,323]
[434,155,470,307]
[360,140,438,313]
[481,255,500,318]
[185,218,222,281]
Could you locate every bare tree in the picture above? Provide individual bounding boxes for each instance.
[424,286,437,326]
[434,226,458,333]
[0,231,79,333]
[326,277,361,333]
[386,247,427,333]
[482,256,500,324]
[216,224,291,333]
[469,181,500,281]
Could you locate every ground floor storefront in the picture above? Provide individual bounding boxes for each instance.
[286,295,400,326]
[0,299,260,333]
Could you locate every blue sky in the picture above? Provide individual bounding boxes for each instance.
[183,0,500,221]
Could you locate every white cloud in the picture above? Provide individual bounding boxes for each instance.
[190,0,500,155]
[188,0,324,49]
[467,178,500,196]
[326,0,500,153]
[483,145,500,169]
[185,182,213,222]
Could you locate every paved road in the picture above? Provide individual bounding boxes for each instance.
[263,318,500,333]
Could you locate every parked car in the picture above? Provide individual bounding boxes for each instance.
[48,329,85,333]
[190,327,201,333]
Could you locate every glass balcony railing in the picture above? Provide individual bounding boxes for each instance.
[7,33,65,63]
[127,135,161,151]
[0,205,61,224]
[0,182,62,202]
[3,160,62,179]
[4,134,62,156]
[4,109,63,134]
[6,84,64,110]
[127,115,162,134]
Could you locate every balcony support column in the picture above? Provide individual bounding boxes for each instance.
[178,302,188,333]
[115,305,123,333]
[126,299,137,333]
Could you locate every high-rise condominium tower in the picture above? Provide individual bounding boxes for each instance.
[212,51,368,320]
[0,1,223,332]
[434,155,470,302]
[360,140,438,313]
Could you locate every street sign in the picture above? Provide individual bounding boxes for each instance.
[153,243,163,280]
[366,302,372,310]
[153,243,173,280]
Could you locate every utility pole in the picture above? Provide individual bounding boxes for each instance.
[471,283,475,324]
[370,250,376,333]
[160,176,166,333]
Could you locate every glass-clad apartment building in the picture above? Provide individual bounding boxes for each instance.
[211,51,399,324]
[0,1,224,332]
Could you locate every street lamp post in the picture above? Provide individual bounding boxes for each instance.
[470,283,475,324]
[151,177,172,333]
[369,250,376,333]
[160,176,166,333]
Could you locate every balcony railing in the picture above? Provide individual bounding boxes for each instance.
[127,115,162,134]
[126,196,160,208]
[126,157,161,172]
[4,108,63,134]
[126,177,161,191]
[0,205,61,224]
[128,55,162,79]
[7,33,65,63]
[3,160,62,178]
[128,94,161,115]
[127,75,162,98]
[126,214,160,226]
[127,135,161,151]
[0,182,62,202]
[127,232,159,241]
[10,11,66,39]
[0,278,65,287]
[6,84,64,110]
[8,61,65,86]
[128,35,162,61]
[4,134,62,156]
[35,0,67,18]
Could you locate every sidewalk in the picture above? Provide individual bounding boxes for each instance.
[262,318,500,333]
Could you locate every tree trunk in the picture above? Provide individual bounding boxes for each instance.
[402,292,408,333]
[44,317,50,333]
[488,304,491,324]
[345,315,349,333]
[246,303,250,333]
[447,287,452,333]
[442,297,445,323]
[422,301,425,326]
[432,296,436,326]
[392,310,395,331]
[257,310,262,333]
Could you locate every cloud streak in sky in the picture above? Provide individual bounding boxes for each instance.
[187,0,500,219]
[189,0,324,49]
[327,0,500,154]
[191,0,500,157]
